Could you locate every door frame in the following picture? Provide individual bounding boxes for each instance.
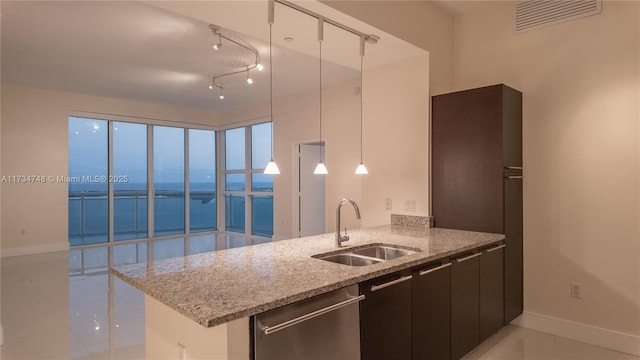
[292,140,326,237]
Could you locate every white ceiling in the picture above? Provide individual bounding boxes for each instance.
[1,1,425,113]
[431,0,489,15]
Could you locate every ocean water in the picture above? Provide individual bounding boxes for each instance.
[69,182,273,246]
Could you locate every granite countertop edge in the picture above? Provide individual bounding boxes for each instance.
[111,225,505,328]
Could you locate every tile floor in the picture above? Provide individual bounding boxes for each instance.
[1,235,638,360]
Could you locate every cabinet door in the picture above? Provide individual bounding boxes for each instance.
[504,176,523,323]
[360,272,412,360]
[432,85,504,234]
[480,245,505,341]
[451,252,481,360]
[412,262,451,360]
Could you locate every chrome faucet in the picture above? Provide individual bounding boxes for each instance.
[336,198,361,247]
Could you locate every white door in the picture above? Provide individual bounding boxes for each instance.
[298,143,325,237]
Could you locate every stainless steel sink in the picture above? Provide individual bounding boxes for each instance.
[313,243,420,266]
[351,245,417,260]
[317,253,383,266]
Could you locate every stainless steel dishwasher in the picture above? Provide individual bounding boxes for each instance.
[254,284,364,360]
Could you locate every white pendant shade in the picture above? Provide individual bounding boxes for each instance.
[355,163,368,175]
[264,159,280,175]
[314,162,328,175]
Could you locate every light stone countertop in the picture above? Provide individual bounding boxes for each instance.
[110,225,504,328]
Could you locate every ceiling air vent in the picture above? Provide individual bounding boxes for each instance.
[515,0,602,33]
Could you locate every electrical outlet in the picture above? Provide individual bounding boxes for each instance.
[19,228,26,236]
[571,282,582,299]
[385,198,392,210]
[405,200,416,212]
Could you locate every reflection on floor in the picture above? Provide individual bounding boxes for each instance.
[1,233,638,359]
[464,325,639,360]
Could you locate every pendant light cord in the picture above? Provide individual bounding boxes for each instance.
[319,38,323,162]
[269,22,275,159]
[360,54,363,163]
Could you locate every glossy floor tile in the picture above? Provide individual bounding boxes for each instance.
[2,234,639,359]
[464,325,639,360]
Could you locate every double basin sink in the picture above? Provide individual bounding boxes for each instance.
[313,244,420,266]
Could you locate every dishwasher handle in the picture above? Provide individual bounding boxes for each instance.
[261,295,365,335]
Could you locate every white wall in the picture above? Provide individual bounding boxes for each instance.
[0,85,218,256]
[360,54,430,227]
[219,53,430,239]
[321,0,453,94]
[454,0,640,342]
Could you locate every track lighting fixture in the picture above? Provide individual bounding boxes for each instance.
[208,24,262,97]
[219,87,225,100]
[212,31,223,50]
[246,69,254,85]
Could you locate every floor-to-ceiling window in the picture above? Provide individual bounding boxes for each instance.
[189,129,217,233]
[68,116,273,246]
[221,122,274,238]
[113,122,148,241]
[250,123,274,237]
[68,117,218,245]
[68,117,109,246]
[153,126,185,236]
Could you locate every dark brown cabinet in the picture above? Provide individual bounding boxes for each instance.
[432,84,523,324]
[480,245,505,342]
[359,271,412,360]
[411,261,451,360]
[450,252,481,360]
[504,176,523,322]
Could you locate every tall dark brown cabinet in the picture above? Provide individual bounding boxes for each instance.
[431,84,523,326]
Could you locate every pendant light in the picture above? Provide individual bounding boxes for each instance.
[314,19,328,175]
[264,0,280,175]
[355,35,368,175]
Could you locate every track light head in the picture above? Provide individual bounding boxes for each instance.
[256,63,264,71]
[212,33,223,50]
[246,70,253,85]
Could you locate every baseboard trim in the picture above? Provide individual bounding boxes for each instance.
[1,242,70,258]
[511,311,640,356]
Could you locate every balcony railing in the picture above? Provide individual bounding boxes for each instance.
[68,190,216,245]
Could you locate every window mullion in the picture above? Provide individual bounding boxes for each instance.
[147,124,154,238]
[218,130,226,232]
[108,121,114,242]
[245,126,252,237]
[184,128,190,235]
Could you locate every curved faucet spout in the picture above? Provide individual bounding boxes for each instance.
[336,198,361,247]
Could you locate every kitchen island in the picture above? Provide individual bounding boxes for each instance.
[111,224,504,359]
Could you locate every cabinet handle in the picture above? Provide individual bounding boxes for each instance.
[455,252,481,263]
[486,244,506,253]
[418,262,451,276]
[505,166,523,170]
[261,295,366,335]
[505,175,523,179]
[370,275,412,292]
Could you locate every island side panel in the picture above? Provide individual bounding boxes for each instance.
[145,295,250,360]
